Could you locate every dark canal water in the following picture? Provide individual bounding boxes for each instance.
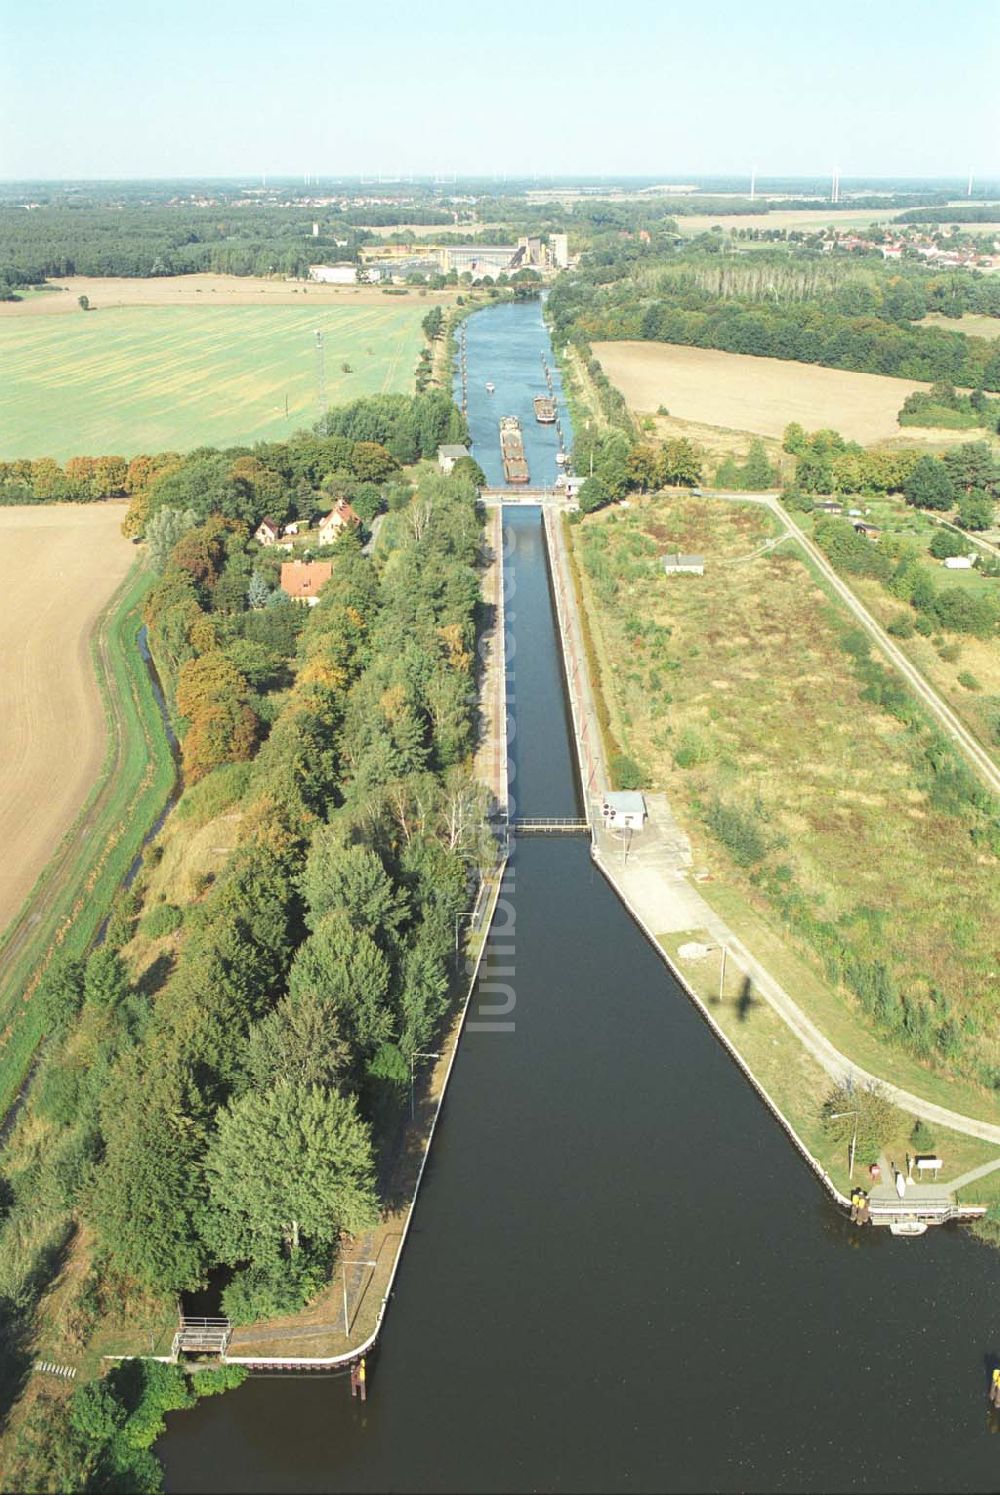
[159,302,999,1493]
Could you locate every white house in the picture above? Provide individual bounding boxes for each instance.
[943,555,974,570]
[254,516,280,546]
[601,791,647,831]
[438,444,470,474]
[317,498,361,546]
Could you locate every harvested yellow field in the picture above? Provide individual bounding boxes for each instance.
[0,504,135,933]
[0,272,457,317]
[676,209,895,234]
[593,341,932,444]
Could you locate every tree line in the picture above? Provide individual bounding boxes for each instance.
[547,246,1000,389]
[898,383,1000,434]
[0,401,491,1485]
[0,204,372,293]
[0,389,465,527]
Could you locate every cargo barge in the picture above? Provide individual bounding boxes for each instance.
[499,416,530,484]
[534,395,557,424]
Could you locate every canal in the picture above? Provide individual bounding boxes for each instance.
[159,300,999,1493]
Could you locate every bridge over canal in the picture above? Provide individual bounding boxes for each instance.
[480,487,577,509]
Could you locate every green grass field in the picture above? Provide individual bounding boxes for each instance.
[0,304,425,460]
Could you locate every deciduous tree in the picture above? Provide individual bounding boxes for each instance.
[203,1083,378,1261]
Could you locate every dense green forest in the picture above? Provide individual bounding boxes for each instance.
[0,205,373,290]
[548,244,1000,388]
[0,395,491,1489]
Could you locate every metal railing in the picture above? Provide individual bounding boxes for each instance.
[510,817,590,835]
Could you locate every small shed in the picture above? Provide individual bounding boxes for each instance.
[662,553,705,576]
[943,555,974,570]
[814,500,843,514]
[853,522,881,541]
[601,791,647,831]
[438,444,470,474]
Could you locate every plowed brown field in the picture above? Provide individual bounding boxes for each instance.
[0,504,135,934]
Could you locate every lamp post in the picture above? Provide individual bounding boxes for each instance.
[410,1050,441,1120]
[455,909,476,953]
[828,1108,860,1182]
[704,942,730,1001]
[341,1257,378,1337]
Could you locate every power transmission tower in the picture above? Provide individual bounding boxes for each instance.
[314,329,328,419]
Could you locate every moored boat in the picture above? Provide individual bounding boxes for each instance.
[534,395,557,424]
[888,1220,928,1237]
[499,416,530,484]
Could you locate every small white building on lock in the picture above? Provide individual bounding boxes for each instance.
[601,791,647,832]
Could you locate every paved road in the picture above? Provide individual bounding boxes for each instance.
[704,489,1000,798]
[947,1155,1000,1191]
[593,801,1000,1149]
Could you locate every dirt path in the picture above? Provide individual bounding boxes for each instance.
[0,505,136,937]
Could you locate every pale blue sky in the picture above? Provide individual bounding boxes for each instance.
[1,0,996,180]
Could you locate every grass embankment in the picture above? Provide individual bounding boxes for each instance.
[568,495,1000,1137]
[657,929,1000,1204]
[0,564,176,1119]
